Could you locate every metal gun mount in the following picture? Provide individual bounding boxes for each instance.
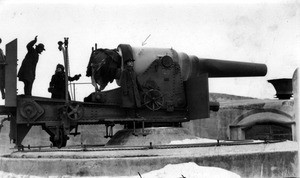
[0,40,267,148]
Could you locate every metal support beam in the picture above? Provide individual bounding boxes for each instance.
[5,39,17,107]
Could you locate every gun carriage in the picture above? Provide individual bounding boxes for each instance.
[0,39,267,148]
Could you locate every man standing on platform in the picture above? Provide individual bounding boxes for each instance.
[120,58,143,118]
[18,36,45,96]
[0,38,6,99]
[48,64,81,99]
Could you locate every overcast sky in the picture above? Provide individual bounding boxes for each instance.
[0,0,299,104]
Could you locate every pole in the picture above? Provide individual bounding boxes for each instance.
[58,39,69,104]
[73,83,76,101]
[63,38,69,103]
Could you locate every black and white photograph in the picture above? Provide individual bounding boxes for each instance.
[0,0,299,177]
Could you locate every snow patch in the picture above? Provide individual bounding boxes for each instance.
[140,162,241,178]
[169,138,217,144]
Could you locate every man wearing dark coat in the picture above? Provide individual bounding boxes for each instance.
[48,64,81,99]
[120,58,143,117]
[0,38,6,99]
[17,36,45,96]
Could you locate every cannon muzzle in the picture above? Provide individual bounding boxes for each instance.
[180,55,267,80]
[200,58,267,77]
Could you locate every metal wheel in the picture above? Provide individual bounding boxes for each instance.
[143,89,164,111]
[65,102,84,121]
[50,128,68,148]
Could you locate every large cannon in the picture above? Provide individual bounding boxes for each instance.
[1,40,267,148]
[87,44,267,119]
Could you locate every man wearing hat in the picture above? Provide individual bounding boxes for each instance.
[18,36,45,96]
[120,57,143,117]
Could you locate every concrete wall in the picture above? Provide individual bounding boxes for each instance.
[183,98,295,140]
[0,150,297,177]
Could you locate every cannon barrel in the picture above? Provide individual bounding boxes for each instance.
[181,55,267,80]
[121,46,267,80]
[200,58,267,77]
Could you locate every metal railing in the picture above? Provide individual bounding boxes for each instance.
[68,82,92,101]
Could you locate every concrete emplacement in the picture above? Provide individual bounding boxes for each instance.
[0,127,298,177]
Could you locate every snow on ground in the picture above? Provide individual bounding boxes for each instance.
[169,138,217,144]
[0,162,240,178]
[169,137,265,145]
[135,162,241,178]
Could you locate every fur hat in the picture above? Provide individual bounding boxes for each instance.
[56,64,64,70]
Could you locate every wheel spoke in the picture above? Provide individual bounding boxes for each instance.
[143,100,152,105]
[156,101,163,106]
[69,110,75,115]
[69,105,75,110]
[74,105,79,110]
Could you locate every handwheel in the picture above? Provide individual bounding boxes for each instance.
[65,102,84,121]
[143,89,164,111]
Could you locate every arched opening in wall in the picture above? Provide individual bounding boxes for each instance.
[229,109,295,141]
[243,122,292,140]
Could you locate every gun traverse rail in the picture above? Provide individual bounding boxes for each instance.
[9,139,284,154]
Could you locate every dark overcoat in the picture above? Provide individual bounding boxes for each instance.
[49,72,77,99]
[49,72,66,99]
[120,66,142,108]
[0,48,5,88]
[17,39,39,83]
